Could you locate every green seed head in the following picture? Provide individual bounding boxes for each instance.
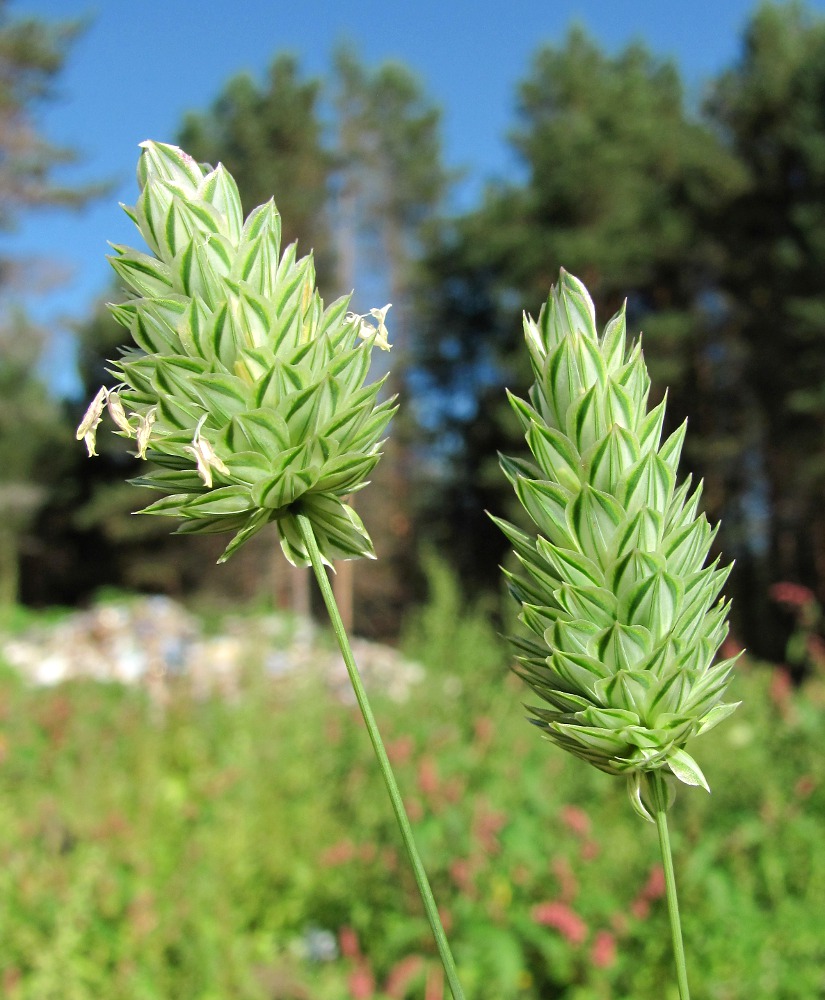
[495,271,739,816]
[77,141,396,566]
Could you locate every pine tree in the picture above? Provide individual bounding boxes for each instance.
[705,1,825,628]
[0,4,101,605]
[411,27,742,594]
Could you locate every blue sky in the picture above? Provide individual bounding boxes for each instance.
[6,0,825,395]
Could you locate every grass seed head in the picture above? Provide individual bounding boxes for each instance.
[78,141,396,566]
[495,270,739,815]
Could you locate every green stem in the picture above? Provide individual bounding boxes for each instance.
[649,771,691,1000]
[296,514,465,1000]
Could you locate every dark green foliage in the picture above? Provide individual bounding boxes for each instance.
[0,4,103,606]
[705,1,825,615]
[410,27,745,594]
[409,8,825,661]
[0,314,72,606]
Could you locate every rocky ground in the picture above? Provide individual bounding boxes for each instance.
[0,595,423,703]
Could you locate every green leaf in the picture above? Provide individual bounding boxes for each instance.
[507,390,541,438]
[514,477,576,549]
[567,485,623,564]
[223,451,273,486]
[666,748,710,791]
[164,193,223,260]
[130,468,204,493]
[663,515,714,576]
[621,450,674,515]
[549,650,612,694]
[659,419,687,472]
[614,507,663,559]
[595,623,651,672]
[536,538,603,588]
[569,384,605,453]
[190,374,249,423]
[135,493,192,517]
[317,452,379,493]
[695,701,741,736]
[600,304,627,372]
[228,283,273,351]
[554,583,617,627]
[108,248,174,297]
[637,396,668,452]
[138,140,203,191]
[586,422,639,493]
[548,337,585,433]
[626,570,683,637]
[178,235,233,309]
[627,772,656,823]
[227,409,290,455]
[175,513,252,535]
[198,163,243,245]
[239,198,281,248]
[251,444,318,509]
[153,357,210,408]
[111,297,180,354]
[217,509,274,563]
[181,485,254,517]
[611,549,663,608]
[526,422,581,492]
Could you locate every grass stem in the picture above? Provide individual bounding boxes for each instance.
[296,514,465,1000]
[649,770,691,1000]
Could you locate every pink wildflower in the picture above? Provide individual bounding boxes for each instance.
[417,756,440,798]
[385,955,425,998]
[473,807,506,854]
[339,925,360,960]
[770,667,793,709]
[770,581,815,609]
[387,735,414,766]
[348,962,375,1000]
[473,715,494,746]
[321,839,356,867]
[590,929,617,968]
[425,964,444,1000]
[449,858,474,893]
[560,804,591,838]
[531,901,588,944]
[641,865,666,901]
[551,856,579,902]
[580,839,600,861]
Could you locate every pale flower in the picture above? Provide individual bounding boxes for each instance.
[75,386,108,457]
[185,415,231,488]
[348,304,392,352]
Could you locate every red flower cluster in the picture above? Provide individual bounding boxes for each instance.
[531,900,588,944]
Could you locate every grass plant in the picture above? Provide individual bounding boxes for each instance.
[0,580,823,998]
[494,271,740,997]
[62,140,791,998]
[76,140,463,995]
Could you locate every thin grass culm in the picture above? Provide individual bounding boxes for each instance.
[297,514,465,1000]
[494,270,740,999]
[77,141,464,998]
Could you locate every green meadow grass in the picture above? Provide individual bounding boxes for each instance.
[0,566,822,999]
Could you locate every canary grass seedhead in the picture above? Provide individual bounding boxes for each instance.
[496,270,739,819]
[77,141,396,566]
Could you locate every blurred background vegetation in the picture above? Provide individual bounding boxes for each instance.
[2,1,825,997]
[6,0,825,660]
